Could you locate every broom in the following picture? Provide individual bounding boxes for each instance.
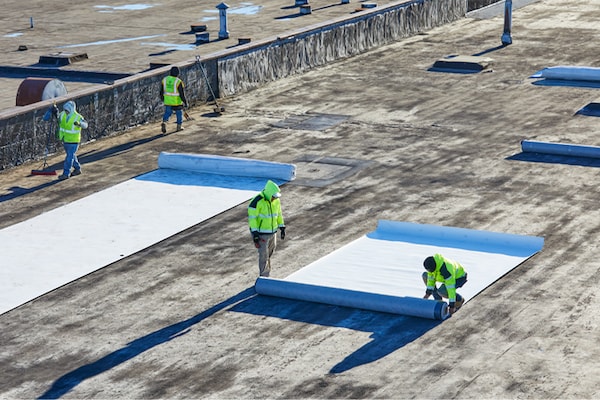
[31,115,57,176]
[184,107,194,121]
[195,55,225,114]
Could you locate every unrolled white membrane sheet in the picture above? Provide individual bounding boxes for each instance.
[0,153,295,315]
[255,220,544,320]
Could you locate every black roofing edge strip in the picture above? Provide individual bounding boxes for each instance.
[0,66,131,84]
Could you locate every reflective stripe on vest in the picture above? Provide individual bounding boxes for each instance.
[248,195,284,234]
[162,76,183,106]
[59,112,82,143]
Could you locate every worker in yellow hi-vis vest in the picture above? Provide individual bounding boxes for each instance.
[422,253,468,315]
[48,100,88,181]
[248,180,286,277]
[160,66,188,133]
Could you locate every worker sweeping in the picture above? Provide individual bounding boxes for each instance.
[422,253,468,315]
[46,101,88,180]
[248,180,286,277]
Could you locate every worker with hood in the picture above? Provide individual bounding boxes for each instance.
[52,100,88,180]
[248,180,286,277]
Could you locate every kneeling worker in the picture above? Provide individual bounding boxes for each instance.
[422,253,468,315]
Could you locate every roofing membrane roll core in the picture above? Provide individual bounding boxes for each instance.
[256,220,544,320]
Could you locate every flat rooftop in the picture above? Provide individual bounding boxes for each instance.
[2,0,600,398]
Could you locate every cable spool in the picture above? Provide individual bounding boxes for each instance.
[16,78,67,106]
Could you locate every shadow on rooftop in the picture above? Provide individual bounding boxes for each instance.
[507,152,600,168]
[230,292,441,374]
[38,288,257,399]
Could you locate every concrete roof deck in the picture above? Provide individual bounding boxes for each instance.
[0,0,368,110]
[2,0,600,398]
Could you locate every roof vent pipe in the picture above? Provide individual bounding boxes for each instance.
[501,0,513,45]
[217,2,230,40]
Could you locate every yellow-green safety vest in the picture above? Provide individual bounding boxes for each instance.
[425,253,466,303]
[248,180,284,234]
[162,76,183,106]
[58,112,83,143]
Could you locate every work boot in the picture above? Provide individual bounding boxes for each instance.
[161,122,166,134]
[455,296,465,311]
[70,169,81,177]
[58,174,69,180]
[176,124,184,132]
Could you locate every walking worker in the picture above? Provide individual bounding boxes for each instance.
[49,100,88,180]
[422,253,468,315]
[160,66,187,133]
[248,180,286,277]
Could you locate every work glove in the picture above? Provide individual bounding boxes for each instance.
[44,105,58,121]
[448,302,456,315]
[280,227,286,240]
[252,232,260,248]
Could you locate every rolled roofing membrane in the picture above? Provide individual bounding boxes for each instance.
[535,66,600,82]
[158,152,296,181]
[521,140,600,159]
[256,220,544,320]
[0,153,295,315]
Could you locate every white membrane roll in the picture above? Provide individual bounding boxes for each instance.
[158,152,296,181]
[255,277,449,320]
[521,140,600,159]
[539,66,600,82]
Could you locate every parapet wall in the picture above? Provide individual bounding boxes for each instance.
[0,0,470,171]
[218,0,466,95]
[468,0,501,11]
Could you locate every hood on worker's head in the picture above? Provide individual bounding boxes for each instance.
[424,253,443,272]
[262,180,281,200]
[63,100,76,114]
[423,256,437,272]
[170,66,180,77]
